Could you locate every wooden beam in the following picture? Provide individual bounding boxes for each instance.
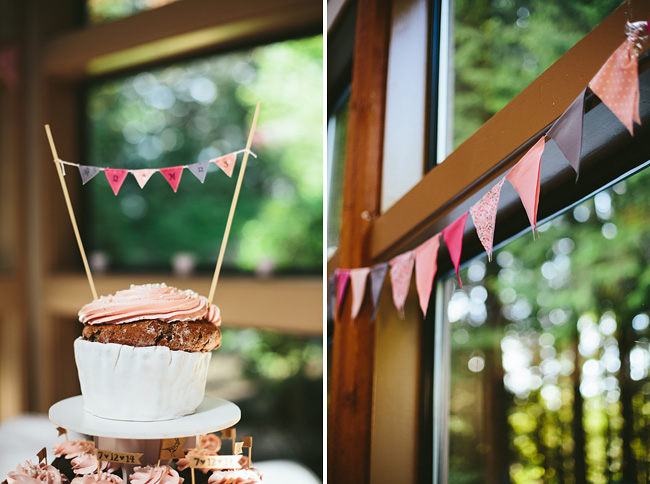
[369,0,650,261]
[43,0,322,78]
[327,0,391,481]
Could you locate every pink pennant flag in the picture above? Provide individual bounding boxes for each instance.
[442,212,469,287]
[160,166,184,192]
[389,251,415,318]
[349,267,370,320]
[336,269,351,317]
[131,169,157,189]
[589,37,641,136]
[214,153,237,177]
[414,234,441,317]
[505,136,545,236]
[104,168,128,196]
[470,177,506,262]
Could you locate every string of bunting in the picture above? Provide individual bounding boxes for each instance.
[330,20,649,322]
[57,148,257,195]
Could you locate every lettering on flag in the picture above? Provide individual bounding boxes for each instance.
[131,169,157,189]
[96,449,143,465]
[234,442,244,455]
[160,166,184,192]
[214,153,237,177]
[187,454,247,470]
[188,161,211,183]
[77,165,101,185]
[104,168,128,196]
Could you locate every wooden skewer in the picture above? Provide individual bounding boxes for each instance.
[45,124,98,300]
[208,102,261,304]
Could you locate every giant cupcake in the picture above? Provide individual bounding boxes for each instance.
[75,283,221,421]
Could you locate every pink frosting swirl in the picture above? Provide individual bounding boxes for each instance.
[78,284,220,326]
[129,466,182,484]
[53,440,95,459]
[7,461,68,484]
[71,453,119,475]
[71,474,124,484]
[207,469,262,484]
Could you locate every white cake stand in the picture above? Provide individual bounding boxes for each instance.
[49,395,241,472]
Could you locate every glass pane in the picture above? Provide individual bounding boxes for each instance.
[85,36,323,275]
[447,166,650,483]
[207,328,323,476]
[86,0,181,24]
[449,0,620,152]
[326,92,350,259]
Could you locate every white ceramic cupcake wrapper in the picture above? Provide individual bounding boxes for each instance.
[74,338,211,421]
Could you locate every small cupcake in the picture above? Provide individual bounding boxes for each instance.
[51,440,96,481]
[7,461,68,484]
[207,469,262,484]
[176,434,222,484]
[129,466,182,484]
[74,284,221,421]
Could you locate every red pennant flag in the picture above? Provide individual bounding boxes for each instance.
[104,168,128,195]
[389,251,415,318]
[505,136,545,236]
[349,267,370,320]
[214,153,237,177]
[160,166,184,192]
[336,269,351,317]
[414,234,441,317]
[442,212,469,287]
[470,177,506,262]
[589,38,641,136]
[131,169,157,189]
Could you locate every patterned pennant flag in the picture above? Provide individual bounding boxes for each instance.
[78,165,102,184]
[336,269,351,317]
[234,442,244,455]
[214,153,237,177]
[389,251,415,318]
[470,177,506,262]
[188,161,211,183]
[104,168,128,195]
[546,89,586,177]
[160,166,184,192]
[369,262,389,321]
[414,234,441,317]
[506,136,545,236]
[159,438,186,460]
[442,212,469,287]
[589,38,641,136]
[349,267,370,321]
[131,168,156,189]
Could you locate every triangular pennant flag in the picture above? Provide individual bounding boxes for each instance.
[414,234,441,317]
[389,251,415,318]
[589,38,641,136]
[546,89,586,177]
[78,165,102,184]
[131,169,156,189]
[104,168,128,195]
[336,269,351,317]
[188,161,211,183]
[469,178,506,262]
[160,166,184,192]
[349,267,370,320]
[214,153,237,177]
[327,274,336,322]
[506,136,545,235]
[369,262,389,321]
[442,212,469,287]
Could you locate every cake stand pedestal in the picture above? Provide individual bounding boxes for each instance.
[49,395,241,478]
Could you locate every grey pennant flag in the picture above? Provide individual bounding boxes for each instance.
[546,88,586,179]
[78,165,102,184]
[188,160,210,183]
[369,262,389,321]
[327,274,336,322]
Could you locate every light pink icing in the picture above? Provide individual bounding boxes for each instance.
[128,466,182,484]
[7,461,67,484]
[207,469,262,484]
[71,453,119,475]
[198,435,222,453]
[70,473,124,484]
[78,284,221,326]
[53,440,95,459]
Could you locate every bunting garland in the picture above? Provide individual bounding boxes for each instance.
[329,20,648,322]
[56,149,256,196]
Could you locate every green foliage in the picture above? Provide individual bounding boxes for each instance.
[85,36,323,273]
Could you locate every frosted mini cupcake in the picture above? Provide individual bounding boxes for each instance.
[75,283,221,421]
